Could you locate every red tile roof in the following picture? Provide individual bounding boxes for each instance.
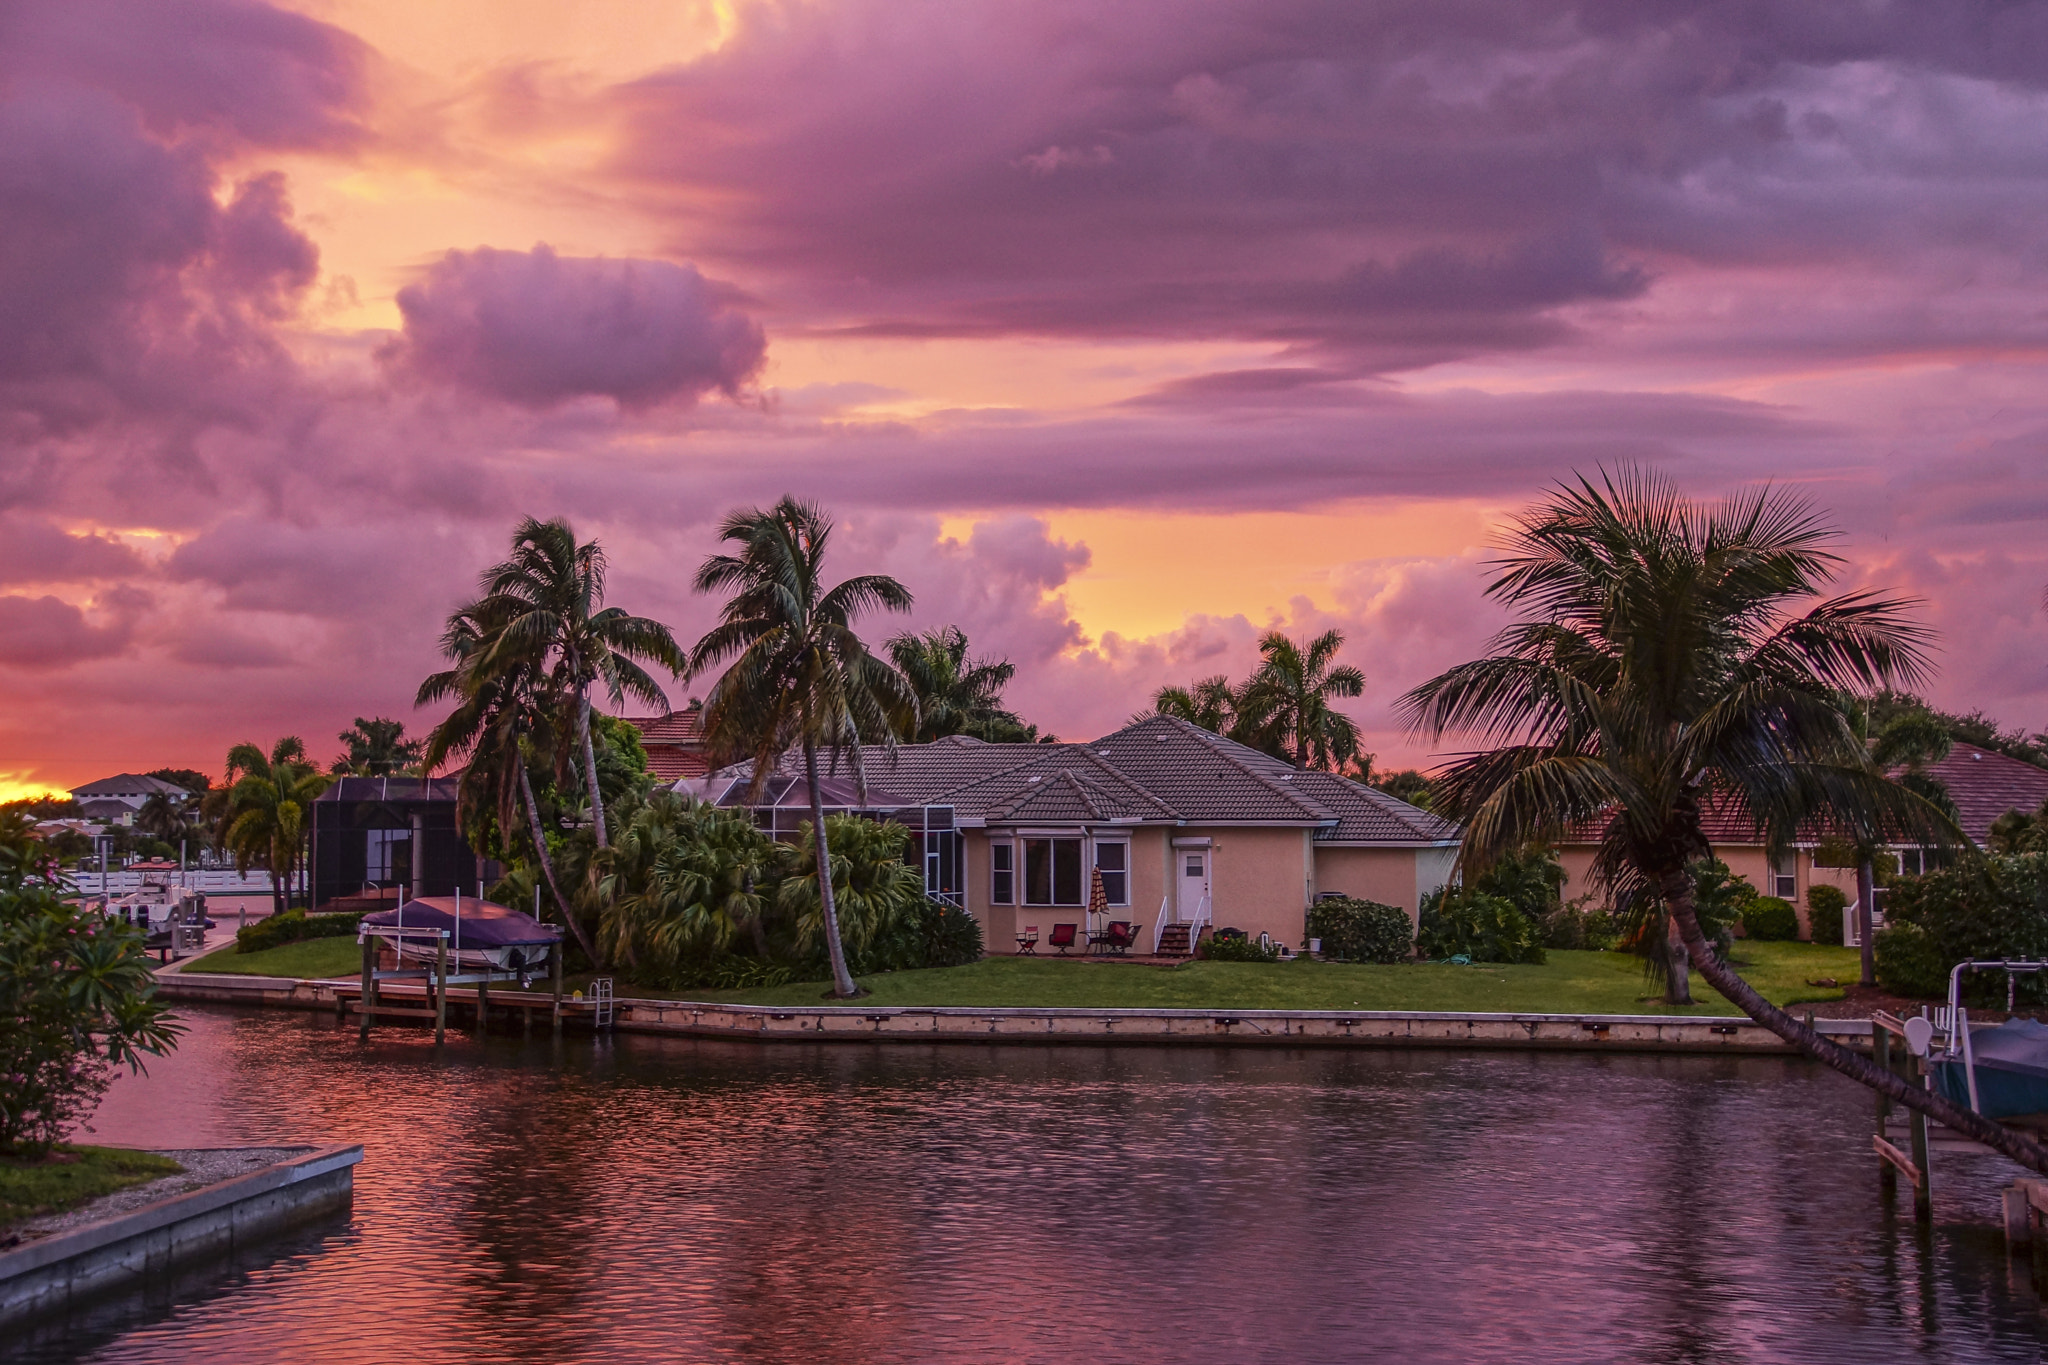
[628,708,709,782]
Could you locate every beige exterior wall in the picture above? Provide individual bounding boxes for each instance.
[1197,826,1317,947]
[1556,841,1863,940]
[1310,846,1445,926]
[964,825,1174,953]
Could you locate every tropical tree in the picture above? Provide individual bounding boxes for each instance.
[1151,675,1242,736]
[418,602,599,963]
[596,793,782,980]
[333,717,425,776]
[1239,629,1366,770]
[1846,707,1956,985]
[1402,469,2048,1176]
[465,517,683,851]
[887,626,1038,742]
[776,813,929,970]
[135,791,204,853]
[687,496,918,998]
[219,738,331,915]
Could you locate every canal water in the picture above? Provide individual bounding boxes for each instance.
[21,1005,2048,1363]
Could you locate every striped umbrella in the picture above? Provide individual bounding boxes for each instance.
[1088,866,1110,934]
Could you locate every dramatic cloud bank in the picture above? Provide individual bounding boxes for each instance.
[0,0,2045,791]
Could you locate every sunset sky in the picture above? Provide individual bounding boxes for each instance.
[5,0,2048,796]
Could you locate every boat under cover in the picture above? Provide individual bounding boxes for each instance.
[360,897,561,975]
[1931,1018,2048,1120]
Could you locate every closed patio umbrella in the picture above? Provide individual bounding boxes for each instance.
[1088,866,1109,934]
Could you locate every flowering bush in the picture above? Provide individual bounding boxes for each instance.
[0,872,182,1158]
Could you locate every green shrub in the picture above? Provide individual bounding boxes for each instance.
[1308,897,1412,963]
[1878,853,2048,1004]
[1806,884,1848,946]
[1542,902,1619,951]
[1417,887,1546,964]
[236,908,364,954]
[1472,844,1566,923]
[1200,932,1280,963]
[1741,896,1800,942]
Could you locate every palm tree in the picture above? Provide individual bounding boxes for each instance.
[417,603,600,963]
[887,626,1024,742]
[1150,675,1241,735]
[219,738,332,916]
[135,791,203,853]
[333,717,425,776]
[687,496,917,998]
[467,517,683,851]
[1402,469,2048,1175]
[1850,708,1956,986]
[1239,629,1366,770]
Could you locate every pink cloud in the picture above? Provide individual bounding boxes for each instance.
[383,246,767,409]
[0,594,132,670]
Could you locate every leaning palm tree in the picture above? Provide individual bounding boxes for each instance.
[1239,629,1366,770]
[1402,469,2048,1175]
[887,626,1020,742]
[219,738,331,915]
[467,517,683,850]
[687,497,918,998]
[417,602,600,963]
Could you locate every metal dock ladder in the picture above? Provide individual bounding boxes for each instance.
[590,977,615,1031]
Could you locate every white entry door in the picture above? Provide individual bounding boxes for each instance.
[1176,847,1210,920]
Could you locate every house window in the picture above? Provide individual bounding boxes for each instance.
[366,829,410,883]
[991,842,1014,905]
[1094,841,1128,906]
[1024,838,1084,905]
[1769,851,1796,901]
[1896,847,1932,878]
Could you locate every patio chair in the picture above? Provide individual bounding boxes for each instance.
[1016,925,1040,955]
[1047,922,1079,955]
[1107,920,1137,955]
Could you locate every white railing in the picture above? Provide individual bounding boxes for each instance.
[1188,893,1213,944]
[1150,894,1171,953]
[1843,899,1887,948]
[1151,893,1213,953]
[66,868,303,896]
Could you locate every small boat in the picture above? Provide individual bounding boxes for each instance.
[105,881,210,948]
[1931,1018,2048,1121]
[360,896,561,981]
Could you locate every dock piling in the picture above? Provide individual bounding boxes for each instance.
[434,936,447,1044]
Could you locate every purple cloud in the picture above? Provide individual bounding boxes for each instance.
[384,246,768,409]
[0,594,131,669]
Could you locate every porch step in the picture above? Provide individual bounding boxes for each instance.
[1156,924,1193,957]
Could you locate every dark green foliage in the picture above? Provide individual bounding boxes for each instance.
[1991,800,2048,855]
[1806,883,1848,946]
[1473,843,1565,922]
[1877,853,2048,1004]
[1371,770,1433,809]
[1201,933,1280,963]
[1741,896,1800,942]
[1417,886,1546,964]
[1542,903,1619,951]
[1308,897,1413,962]
[1860,689,2048,770]
[236,909,365,954]
[0,875,182,1157]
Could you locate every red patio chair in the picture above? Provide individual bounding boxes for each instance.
[1016,925,1040,955]
[1047,922,1079,955]
[1107,920,1137,955]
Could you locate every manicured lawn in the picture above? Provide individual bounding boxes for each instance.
[1,1146,182,1230]
[671,942,1860,1015]
[179,936,362,979]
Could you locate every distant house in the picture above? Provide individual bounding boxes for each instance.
[68,773,192,825]
[1556,742,2048,935]
[628,704,710,782]
[308,776,497,910]
[689,714,1458,953]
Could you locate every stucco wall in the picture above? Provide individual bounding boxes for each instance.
[1557,842,1861,939]
[1196,826,1316,946]
[1312,847,1424,921]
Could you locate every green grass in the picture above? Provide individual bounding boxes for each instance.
[1,1146,182,1230]
[180,936,363,979]
[666,942,1859,1015]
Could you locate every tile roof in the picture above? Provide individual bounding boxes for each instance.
[1923,743,2048,847]
[694,714,1455,845]
[628,708,710,782]
[69,773,190,798]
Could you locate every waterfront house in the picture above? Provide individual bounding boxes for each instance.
[628,704,712,782]
[1555,742,2048,936]
[688,714,1458,954]
[308,776,497,909]
[68,773,192,825]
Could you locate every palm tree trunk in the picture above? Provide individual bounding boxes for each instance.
[1857,859,1877,987]
[578,691,609,851]
[1664,869,2048,1177]
[521,763,598,965]
[1663,912,1692,1005]
[806,740,861,998]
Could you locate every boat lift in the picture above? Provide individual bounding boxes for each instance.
[354,889,565,1044]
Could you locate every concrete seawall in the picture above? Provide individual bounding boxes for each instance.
[156,970,1871,1055]
[0,1145,363,1328]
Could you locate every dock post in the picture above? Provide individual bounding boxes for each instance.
[1907,1054,1932,1223]
[1874,1027,1896,1195]
[434,935,448,1044]
[551,943,563,1034]
[358,935,374,1040]
[2005,1186,2031,1249]
[477,977,489,1034]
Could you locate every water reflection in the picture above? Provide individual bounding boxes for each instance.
[24,1007,2048,1363]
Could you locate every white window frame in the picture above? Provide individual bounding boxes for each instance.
[1023,837,1086,906]
[990,840,1014,905]
[1093,839,1129,907]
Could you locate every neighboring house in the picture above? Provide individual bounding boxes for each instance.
[688,714,1458,954]
[68,773,192,824]
[1556,742,2048,935]
[628,704,711,782]
[308,776,497,910]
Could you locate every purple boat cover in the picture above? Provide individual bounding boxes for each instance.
[361,897,560,947]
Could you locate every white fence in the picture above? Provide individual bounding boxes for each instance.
[66,868,304,896]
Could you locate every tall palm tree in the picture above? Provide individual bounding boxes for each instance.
[1239,629,1366,770]
[418,603,599,963]
[333,717,425,776]
[1402,469,2048,1175]
[886,626,1020,742]
[687,496,917,998]
[467,517,683,850]
[219,738,331,916]
[1150,675,1241,735]
[1850,708,1955,986]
